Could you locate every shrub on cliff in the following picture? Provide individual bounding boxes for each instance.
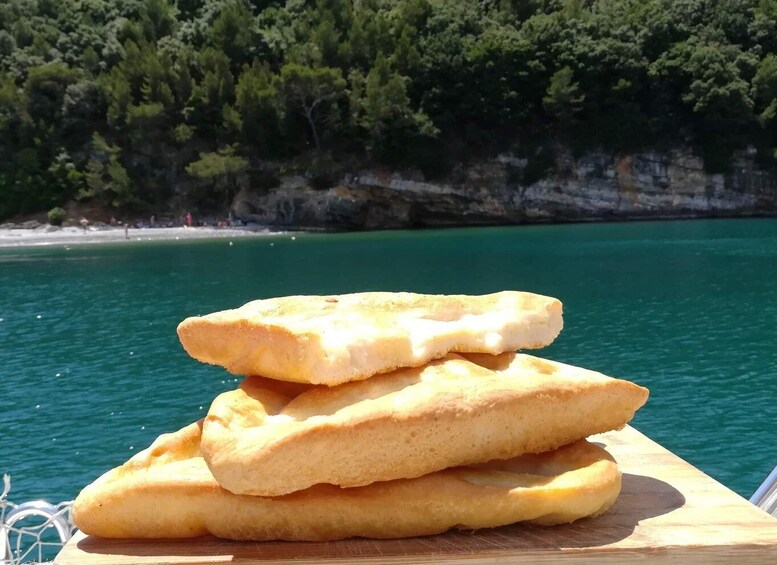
[47,207,67,226]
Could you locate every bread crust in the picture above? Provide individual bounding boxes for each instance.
[176,291,563,385]
[201,353,648,496]
[73,422,621,541]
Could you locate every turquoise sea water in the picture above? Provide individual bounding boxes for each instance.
[2,219,777,507]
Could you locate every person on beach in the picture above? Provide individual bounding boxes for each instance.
[186,212,192,228]
[124,222,129,240]
[80,218,88,233]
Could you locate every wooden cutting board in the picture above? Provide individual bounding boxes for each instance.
[55,426,777,564]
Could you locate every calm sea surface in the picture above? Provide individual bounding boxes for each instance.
[2,219,777,506]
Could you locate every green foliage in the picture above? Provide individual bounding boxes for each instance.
[0,30,15,57]
[650,29,756,168]
[186,144,248,208]
[752,54,777,118]
[47,206,67,226]
[140,0,177,42]
[24,63,80,129]
[308,154,340,190]
[186,145,248,179]
[2,0,777,220]
[359,54,436,163]
[62,80,103,135]
[191,47,235,136]
[210,1,256,66]
[235,61,281,149]
[543,66,584,126]
[277,63,346,151]
[81,133,137,210]
[48,150,84,200]
[172,122,195,144]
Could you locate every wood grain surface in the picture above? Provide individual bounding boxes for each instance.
[55,426,777,564]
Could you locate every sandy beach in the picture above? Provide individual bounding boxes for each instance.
[0,224,282,248]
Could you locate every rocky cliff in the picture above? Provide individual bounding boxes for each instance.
[231,148,777,230]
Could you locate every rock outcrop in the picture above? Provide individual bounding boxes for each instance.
[231,148,777,230]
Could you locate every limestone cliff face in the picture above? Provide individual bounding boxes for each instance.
[231,148,777,230]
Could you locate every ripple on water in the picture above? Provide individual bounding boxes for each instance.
[2,220,777,502]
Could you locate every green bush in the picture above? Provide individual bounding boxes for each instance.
[308,156,339,190]
[47,207,67,226]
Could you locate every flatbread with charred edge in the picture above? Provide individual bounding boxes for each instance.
[201,352,648,496]
[176,291,563,386]
[72,421,621,541]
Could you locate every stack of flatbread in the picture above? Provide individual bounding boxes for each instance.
[73,291,649,541]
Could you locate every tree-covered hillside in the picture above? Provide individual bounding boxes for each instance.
[2,0,777,220]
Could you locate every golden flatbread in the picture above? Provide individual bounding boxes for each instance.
[177,291,563,385]
[201,352,648,496]
[72,421,621,541]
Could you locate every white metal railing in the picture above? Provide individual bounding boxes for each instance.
[750,464,777,517]
[0,475,75,565]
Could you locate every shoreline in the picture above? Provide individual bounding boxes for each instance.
[2,215,773,249]
[0,224,283,249]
